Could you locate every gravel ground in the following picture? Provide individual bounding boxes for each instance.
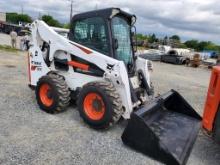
[0,50,220,165]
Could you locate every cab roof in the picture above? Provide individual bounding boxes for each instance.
[71,8,136,25]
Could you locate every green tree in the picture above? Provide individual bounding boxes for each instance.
[170,35,180,41]
[6,13,32,24]
[197,41,209,51]
[63,23,70,29]
[184,40,220,52]
[148,33,157,43]
[41,15,62,27]
[179,43,187,48]
[169,35,181,48]
[136,33,148,41]
[184,40,199,50]
[204,42,220,51]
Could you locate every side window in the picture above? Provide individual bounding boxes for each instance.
[74,21,88,40]
[112,16,132,65]
[72,17,109,55]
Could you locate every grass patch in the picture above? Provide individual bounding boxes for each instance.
[0,45,18,52]
[137,46,146,50]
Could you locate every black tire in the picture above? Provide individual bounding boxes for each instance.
[213,108,220,144]
[77,81,123,129]
[36,73,70,114]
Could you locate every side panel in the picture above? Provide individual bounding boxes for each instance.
[29,46,50,86]
[135,57,151,86]
[105,62,133,119]
[203,66,220,131]
[62,71,103,90]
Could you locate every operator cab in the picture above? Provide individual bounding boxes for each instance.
[69,8,137,74]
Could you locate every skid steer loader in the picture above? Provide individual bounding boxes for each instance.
[28,8,201,165]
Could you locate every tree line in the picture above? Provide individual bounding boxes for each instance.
[136,33,220,52]
[6,13,69,29]
[5,12,219,52]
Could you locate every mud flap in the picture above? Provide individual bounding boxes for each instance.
[122,90,202,165]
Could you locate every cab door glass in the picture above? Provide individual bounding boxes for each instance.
[112,16,132,65]
[72,17,109,55]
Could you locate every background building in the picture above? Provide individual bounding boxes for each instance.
[0,12,6,22]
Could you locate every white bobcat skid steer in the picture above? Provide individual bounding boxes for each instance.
[28,8,201,165]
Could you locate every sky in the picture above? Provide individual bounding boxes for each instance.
[0,0,220,44]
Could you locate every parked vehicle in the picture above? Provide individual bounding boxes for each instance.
[138,49,164,61]
[0,21,22,34]
[161,50,187,64]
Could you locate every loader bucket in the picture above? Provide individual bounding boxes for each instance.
[122,90,201,165]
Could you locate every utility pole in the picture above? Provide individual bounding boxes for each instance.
[21,5,24,14]
[69,0,74,23]
[95,4,98,10]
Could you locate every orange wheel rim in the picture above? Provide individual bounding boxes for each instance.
[39,83,53,107]
[83,93,105,120]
